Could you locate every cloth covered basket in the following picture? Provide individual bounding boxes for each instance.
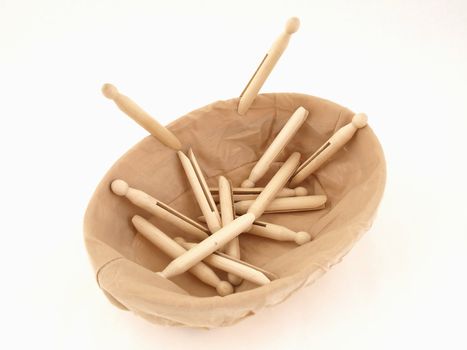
[83,92,386,328]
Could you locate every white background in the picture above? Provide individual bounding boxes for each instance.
[1,0,467,349]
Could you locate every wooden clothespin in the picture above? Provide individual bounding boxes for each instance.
[241,106,309,188]
[218,176,242,285]
[198,216,311,245]
[110,179,209,240]
[238,17,300,115]
[246,152,301,218]
[289,113,368,187]
[209,186,308,202]
[177,149,222,234]
[132,216,233,296]
[234,195,327,214]
[102,84,181,150]
[175,237,273,285]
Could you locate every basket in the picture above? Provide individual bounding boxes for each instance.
[83,18,386,328]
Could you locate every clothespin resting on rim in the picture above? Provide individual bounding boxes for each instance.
[237,17,300,115]
[102,83,182,150]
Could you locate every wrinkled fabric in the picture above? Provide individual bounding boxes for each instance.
[83,93,386,328]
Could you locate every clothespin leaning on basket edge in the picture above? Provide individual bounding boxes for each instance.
[289,113,368,187]
[238,17,300,115]
[101,83,182,150]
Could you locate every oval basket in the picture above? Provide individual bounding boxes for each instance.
[83,92,386,328]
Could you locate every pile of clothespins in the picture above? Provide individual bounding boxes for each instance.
[104,84,368,296]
